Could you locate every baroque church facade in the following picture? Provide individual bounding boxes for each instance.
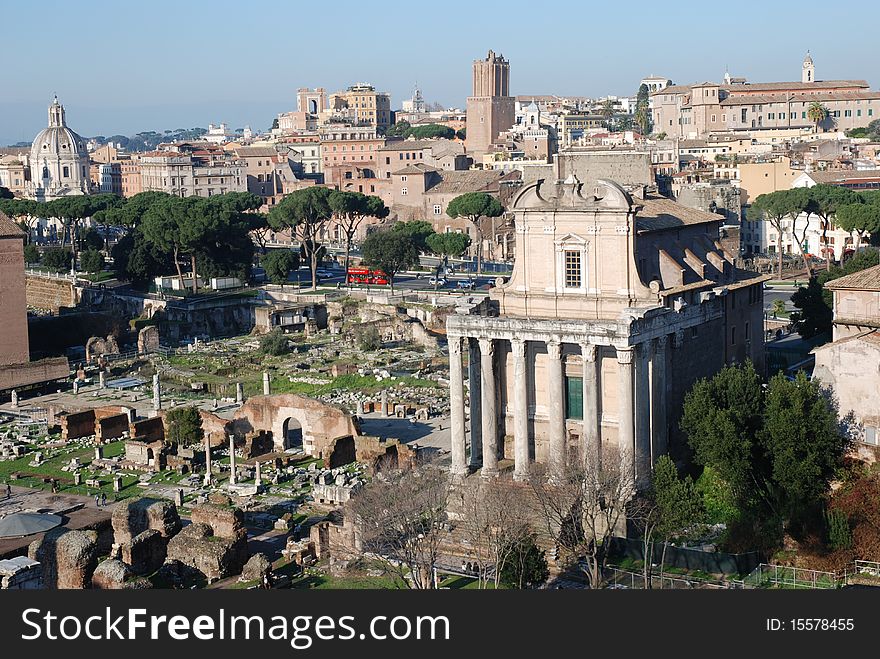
[28,96,92,201]
[446,174,766,486]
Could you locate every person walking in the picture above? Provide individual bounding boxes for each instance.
[4,483,10,499]
[95,494,100,508]
[101,492,107,507]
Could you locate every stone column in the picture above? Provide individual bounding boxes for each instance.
[616,347,635,480]
[255,460,262,487]
[547,339,566,482]
[448,336,468,478]
[152,374,161,411]
[263,371,271,396]
[228,434,236,485]
[651,336,669,462]
[235,382,244,405]
[478,338,498,478]
[99,370,106,389]
[635,343,652,488]
[10,390,17,408]
[512,339,530,481]
[204,435,212,486]
[580,343,600,463]
[468,338,482,470]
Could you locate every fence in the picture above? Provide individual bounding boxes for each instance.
[740,564,838,589]
[605,566,736,590]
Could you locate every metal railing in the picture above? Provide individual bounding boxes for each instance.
[741,564,838,589]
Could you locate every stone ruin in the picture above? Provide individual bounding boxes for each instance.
[137,325,160,355]
[240,553,272,583]
[28,528,99,589]
[166,502,249,582]
[110,498,181,577]
[0,557,42,590]
[85,334,120,363]
[91,559,152,590]
[312,469,364,506]
[322,434,417,473]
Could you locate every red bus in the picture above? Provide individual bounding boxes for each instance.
[347,266,389,285]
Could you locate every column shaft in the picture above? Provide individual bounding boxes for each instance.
[468,339,482,469]
[547,340,566,482]
[512,340,530,481]
[651,337,669,462]
[581,343,600,463]
[448,336,468,477]
[616,348,635,480]
[479,338,498,477]
[635,344,652,487]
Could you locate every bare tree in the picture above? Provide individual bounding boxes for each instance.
[455,475,534,588]
[348,464,449,589]
[528,448,636,588]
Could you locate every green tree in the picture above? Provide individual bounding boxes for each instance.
[360,229,419,293]
[141,195,199,291]
[600,98,616,126]
[790,278,833,339]
[408,124,455,140]
[748,193,790,279]
[681,363,850,549]
[261,249,299,284]
[80,249,105,274]
[807,102,830,133]
[455,128,466,140]
[498,535,548,589]
[426,232,472,261]
[259,328,290,355]
[391,219,435,253]
[268,187,333,289]
[635,83,651,135]
[41,247,73,274]
[386,120,411,138]
[836,201,880,254]
[23,243,40,265]
[82,228,105,251]
[328,191,389,282]
[645,455,705,587]
[357,324,381,351]
[165,406,204,447]
[445,192,504,275]
[111,229,173,288]
[781,187,819,276]
[0,186,12,199]
[807,184,859,270]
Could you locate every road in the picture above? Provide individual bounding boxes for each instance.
[763,285,797,316]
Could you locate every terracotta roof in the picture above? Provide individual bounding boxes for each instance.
[427,170,516,195]
[233,146,278,158]
[635,195,722,232]
[650,85,693,96]
[0,210,25,238]
[380,140,437,152]
[722,80,869,92]
[720,90,880,106]
[392,163,438,175]
[825,264,880,291]
[805,169,880,184]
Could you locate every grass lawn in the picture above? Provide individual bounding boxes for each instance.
[289,572,405,590]
[438,576,503,589]
[0,439,143,499]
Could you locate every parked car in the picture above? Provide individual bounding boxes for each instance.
[429,276,448,286]
[457,279,476,290]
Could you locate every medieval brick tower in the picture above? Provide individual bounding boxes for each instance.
[466,50,515,159]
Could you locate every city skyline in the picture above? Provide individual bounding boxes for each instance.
[1,0,878,145]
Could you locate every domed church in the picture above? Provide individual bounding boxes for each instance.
[28,96,92,201]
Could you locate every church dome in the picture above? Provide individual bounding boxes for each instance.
[28,96,91,200]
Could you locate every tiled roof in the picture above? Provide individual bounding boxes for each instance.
[825,264,880,291]
[720,90,880,106]
[427,170,515,195]
[0,210,25,238]
[722,80,869,92]
[635,195,722,232]
[233,146,278,158]
[380,140,437,152]
[650,85,693,96]
[805,169,880,184]
[392,163,438,175]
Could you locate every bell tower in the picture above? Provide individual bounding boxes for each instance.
[802,51,814,84]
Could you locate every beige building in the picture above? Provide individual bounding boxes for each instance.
[445,176,766,483]
[466,50,515,159]
[813,264,880,459]
[376,139,471,179]
[319,125,385,187]
[652,55,880,140]
[0,155,29,196]
[329,84,391,131]
[557,113,604,146]
[139,150,245,197]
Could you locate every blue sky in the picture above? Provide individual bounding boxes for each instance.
[1,0,876,145]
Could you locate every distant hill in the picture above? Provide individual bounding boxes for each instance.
[89,127,209,152]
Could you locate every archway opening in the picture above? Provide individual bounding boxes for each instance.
[309,99,318,114]
[281,417,303,450]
